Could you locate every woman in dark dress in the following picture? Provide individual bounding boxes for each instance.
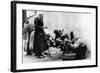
[33,14,46,58]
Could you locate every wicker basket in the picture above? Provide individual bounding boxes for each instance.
[48,47,62,60]
[61,53,76,60]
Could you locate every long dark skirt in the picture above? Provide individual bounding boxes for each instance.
[33,30,46,56]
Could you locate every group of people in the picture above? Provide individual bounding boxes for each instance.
[23,14,88,59]
[23,14,47,58]
[44,29,88,59]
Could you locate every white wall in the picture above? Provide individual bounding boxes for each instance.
[43,12,92,45]
[0,0,99,73]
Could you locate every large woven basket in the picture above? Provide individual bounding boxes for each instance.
[61,53,76,60]
[48,47,62,60]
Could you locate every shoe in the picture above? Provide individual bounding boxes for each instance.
[27,53,32,55]
[37,55,45,58]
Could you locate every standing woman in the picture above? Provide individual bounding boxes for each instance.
[23,21,35,55]
[33,14,46,58]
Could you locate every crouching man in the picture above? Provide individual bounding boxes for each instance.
[70,38,88,59]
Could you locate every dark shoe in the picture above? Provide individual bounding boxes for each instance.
[43,52,49,55]
[27,52,32,55]
[37,55,45,58]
